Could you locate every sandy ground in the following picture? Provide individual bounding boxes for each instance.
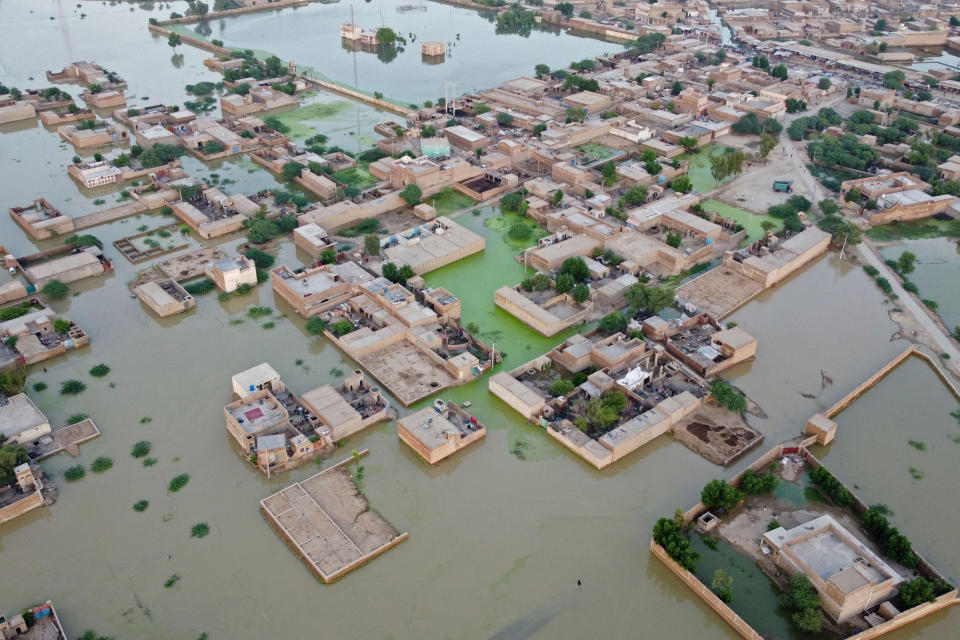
[675,266,763,319]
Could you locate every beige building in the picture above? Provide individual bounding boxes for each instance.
[133,279,196,317]
[763,515,903,623]
[398,399,486,464]
[220,85,298,116]
[292,223,333,259]
[58,121,128,149]
[0,393,51,444]
[205,255,258,293]
[271,261,373,318]
[81,89,126,109]
[379,216,486,275]
[0,305,89,366]
[9,199,74,240]
[0,96,36,124]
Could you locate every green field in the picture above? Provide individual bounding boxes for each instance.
[701,199,780,245]
[866,218,960,241]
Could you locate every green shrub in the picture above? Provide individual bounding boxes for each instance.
[246,306,272,319]
[191,522,210,538]
[42,280,69,300]
[652,517,699,571]
[710,380,747,413]
[599,312,627,334]
[32,382,47,392]
[64,465,86,481]
[305,317,329,335]
[143,457,157,467]
[183,279,215,295]
[331,320,354,336]
[131,441,151,458]
[60,379,86,395]
[701,479,744,511]
[133,500,149,512]
[243,248,275,269]
[53,318,72,333]
[89,364,110,378]
[90,457,113,473]
[169,473,190,492]
[739,469,779,494]
[550,379,575,397]
[164,574,180,588]
[67,413,89,425]
[809,465,854,506]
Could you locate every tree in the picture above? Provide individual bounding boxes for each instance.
[534,63,550,78]
[624,283,674,315]
[653,517,699,572]
[900,577,935,608]
[732,112,761,135]
[282,161,305,180]
[167,33,182,49]
[711,569,734,603]
[665,231,682,248]
[785,98,807,113]
[671,176,693,193]
[554,272,575,294]
[791,607,822,633]
[677,136,698,151]
[0,442,29,486]
[243,248,275,269]
[624,185,649,205]
[710,150,746,183]
[770,64,788,81]
[883,70,906,89]
[375,27,399,45]
[599,312,627,334]
[305,317,328,335]
[560,257,590,282]
[497,112,514,126]
[897,251,917,275]
[779,574,821,633]
[599,161,617,187]
[701,479,743,512]
[752,55,769,70]
[364,233,381,256]
[671,80,683,96]
[739,470,779,494]
[818,77,831,90]
[759,133,777,161]
[400,184,422,206]
[952,15,960,27]
[552,190,564,206]
[710,380,747,413]
[556,2,574,18]
[550,379,575,397]
[571,283,590,303]
[42,280,69,300]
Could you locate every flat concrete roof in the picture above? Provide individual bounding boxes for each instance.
[300,385,360,430]
[0,393,49,440]
[232,363,280,396]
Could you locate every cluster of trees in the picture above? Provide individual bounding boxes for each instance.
[766,194,810,233]
[549,378,575,397]
[243,212,298,244]
[807,132,879,173]
[883,69,906,90]
[847,110,919,146]
[624,282,674,315]
[739,469,779,495]
[629,32,666,55]
[653,517,699,572]
[598,311,628,335]
[575,390,627,435]
[709,149,746,184]
[0,441,29,486]
[709,380,747,413]
[701,479,743,512]
[562,75,599,92]
[555,2,574,18]
[400,184,422,206]
[495,5,537,36]
[382,262,416,285]
[808,465,854,506]
[817,201,862,247]
[786,107,843,141]
[521,273,553,292]
[638,148,662,176]
[784,98,807,113]
[130,142,185,169]
[861,505,918,568]
[500,191,529,215]
[670,175,693,193]
[730,112,781,137]
[711,569,734,603]
[779,574,822,633]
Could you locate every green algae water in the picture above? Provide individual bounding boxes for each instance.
[1,2,959,639]
[701,198,781,245]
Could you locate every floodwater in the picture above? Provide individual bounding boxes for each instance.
[1,2,960,639]
[811,356,960,582]
[879,238,960,332]
[197,1,623,103]
[700,198,779,245]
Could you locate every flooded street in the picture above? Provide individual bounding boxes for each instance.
[0,2,958,639]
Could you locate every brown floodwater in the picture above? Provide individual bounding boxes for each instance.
[0,3,958,639]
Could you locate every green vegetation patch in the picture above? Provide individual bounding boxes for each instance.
[267,101,352,139]
[867,218,960,241]
[132,500,149,512]
[60,379,86,395]
[169,473,190,492]
[131,441,152,458]
[64,465,85,481]
[191,522,210,538]
[89,363,111,378]
[90,457,113,473]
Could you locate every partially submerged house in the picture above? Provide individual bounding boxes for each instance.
[398,399,486,465]
[0,301,89,368]
[133,279,196,317]
[205,255,257,293]
[225,364,388,475]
